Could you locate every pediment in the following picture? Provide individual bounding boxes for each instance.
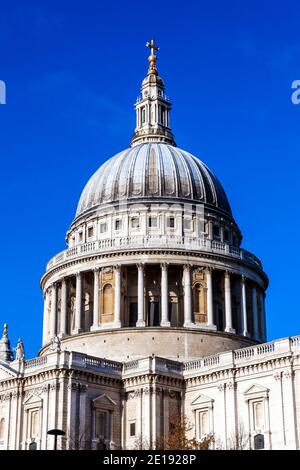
[244,384,269,398]
[0,362,18,381]
[23,394,43,406]
[93,393,116,409]
[191,393,214,408]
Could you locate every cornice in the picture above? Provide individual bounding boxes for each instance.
[41,248,268,290]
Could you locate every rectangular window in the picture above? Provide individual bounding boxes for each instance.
[88,226,94,238]
[79,232,83,242]
[100,223,107,234]
[149,216,158,228]
[115,219,122,231]
[224,229,229,242]
[130,422,136,437]
[167,217,175,228]
[131,217,140,229]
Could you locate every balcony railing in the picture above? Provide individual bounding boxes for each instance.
[46,236,262,271]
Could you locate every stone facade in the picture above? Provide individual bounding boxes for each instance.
[0,41,298,450]
[0,337,299,450]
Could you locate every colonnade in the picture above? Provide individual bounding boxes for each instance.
[43,264,266,345]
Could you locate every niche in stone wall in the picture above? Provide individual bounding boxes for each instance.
[83,272,94,331]
[193,268,207,324]
[23,394,43,450]
[0,417,5,444]
[100,267,115,324]
[92,394,116,450]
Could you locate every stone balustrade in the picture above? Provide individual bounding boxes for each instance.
[24,356,48,369]
[183,336,300,376]
[46,236,262,271]
[14,335,300,381]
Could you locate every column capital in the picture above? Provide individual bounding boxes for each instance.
[76,271,82,279]
[114,264,121,273]
[161,262,169,271]
[183,263,192,272]
[241,274,246,283]
[205,266,213,274]
[224,269,232,278]
[93,267,100,274]
[137,262,145,271]
[61,277,67,285]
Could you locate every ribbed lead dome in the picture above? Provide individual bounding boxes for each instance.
[76,143,232,218]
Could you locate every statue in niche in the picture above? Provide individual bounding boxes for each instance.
[84,291,90,310]
[84,291,92,330]
[70,295,76,331]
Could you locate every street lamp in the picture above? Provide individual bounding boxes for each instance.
[47,428,65,450]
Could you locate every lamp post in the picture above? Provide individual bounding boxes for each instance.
[47,428,65,450]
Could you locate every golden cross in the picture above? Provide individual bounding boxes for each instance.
[146,39,159,56]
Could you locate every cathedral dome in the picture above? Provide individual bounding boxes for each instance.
[76,143,232,219]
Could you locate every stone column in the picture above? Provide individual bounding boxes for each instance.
[224,271,235,333]
[137,264,146,327]
[225,380,237,449]
[160,263,170,327]
[206,268,216,330]
[50,283,57,339]
[252,285,259,340]
[282,369,297,449]
[42,289,49,344]
[74,272,82,334]
[67,381,79,450]
[220,225,225,242]
[91,268,100,330]
[208,219,213,241]
[241,276,249,337]
[114,265,121,328]
[143,386,152,448]
[259,291,267,341]
[183,265,193,327]
[78,385,88,450]
[60,278,67,336]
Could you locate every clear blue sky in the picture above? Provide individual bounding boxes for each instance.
[0,0,299,358]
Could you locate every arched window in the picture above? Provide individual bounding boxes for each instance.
[103,284,113,315]
[0,418,5,441]
[254,433,264,450]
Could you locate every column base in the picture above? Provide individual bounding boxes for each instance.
[201,324,217,331]
[136,321,146,327]
[112,321,121,329]
[225,327,236,334]
[72,328,83,335]
[58,332,68,339]
[183,322,195,328]
[243,331,250,338]
[90,324,100,332]
[160,321,171,327]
